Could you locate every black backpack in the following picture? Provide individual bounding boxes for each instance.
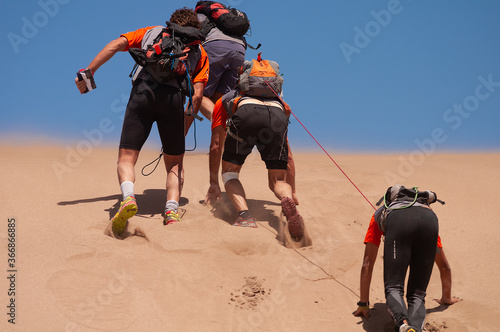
[128,22,205,85]
[195,1,250,37]
[380,185,440,207]
[374,185,445,233]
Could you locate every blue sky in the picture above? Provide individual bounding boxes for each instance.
[1,0,499,152]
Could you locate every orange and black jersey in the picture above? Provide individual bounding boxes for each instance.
[121,26,209,86]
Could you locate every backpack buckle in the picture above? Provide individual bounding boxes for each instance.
[154,44,162,55]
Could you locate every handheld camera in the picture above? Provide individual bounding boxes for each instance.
[77,69,96,93]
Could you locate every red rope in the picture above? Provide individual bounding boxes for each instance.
[290,111,376,210]
[265,81,376,210]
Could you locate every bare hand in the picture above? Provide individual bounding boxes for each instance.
[204,183,221,206]
[353,306,370,318]
[179,47,190,61]
[434,296,463,305]
[75,77,88,94]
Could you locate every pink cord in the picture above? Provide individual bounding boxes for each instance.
[265,81,376,210]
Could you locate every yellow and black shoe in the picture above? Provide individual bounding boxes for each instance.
[111,196,137,235]
[163,210,181,226]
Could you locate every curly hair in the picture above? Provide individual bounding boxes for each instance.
[169,7,201,29]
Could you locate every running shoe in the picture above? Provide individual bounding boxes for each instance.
[111,196,137,235]
[399,324,418,332]
[233,215,257,228]
[281,196,304,241]
[164,210,181,226]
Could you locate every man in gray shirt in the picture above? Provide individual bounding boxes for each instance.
[185,4,246,131]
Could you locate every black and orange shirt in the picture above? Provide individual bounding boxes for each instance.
[121,26,209,86]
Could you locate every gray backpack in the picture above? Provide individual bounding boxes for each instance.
[238,57,283,97]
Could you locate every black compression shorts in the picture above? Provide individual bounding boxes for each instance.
[119,79,185,155]
[222,103,288,170]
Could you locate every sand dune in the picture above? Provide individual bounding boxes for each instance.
[1,144,499,331]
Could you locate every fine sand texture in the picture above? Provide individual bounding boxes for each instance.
[1,144,499,331]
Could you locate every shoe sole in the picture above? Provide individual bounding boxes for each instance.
[111,202,137,235]
[164,219,180,226]
[281,197,304,241]
[232,219,257,228]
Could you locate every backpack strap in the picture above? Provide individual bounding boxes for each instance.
[220,90,242,117]
[199,19,216,37]
[226,95,242,118]
[220,91,244,142]
[384,186,420,210]
[129,63,139,78]
[227,128,244,143]
[166,22,205,45]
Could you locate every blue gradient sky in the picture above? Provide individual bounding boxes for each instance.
[1,0,499,152]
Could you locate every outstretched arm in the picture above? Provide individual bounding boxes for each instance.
[354,243,379,318]
[434,247,462,305]
[75,36,129,94]
[204,125,226,206]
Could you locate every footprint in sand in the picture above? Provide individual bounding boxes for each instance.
[229,276,270,310]
[104,218,150,241]
[424,319,448,331]
[277,212,313,249]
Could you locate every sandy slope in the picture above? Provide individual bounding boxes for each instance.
[1,144,499,331]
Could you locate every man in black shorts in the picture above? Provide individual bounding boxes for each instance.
[75,8,209,235]
[203,59,304,241]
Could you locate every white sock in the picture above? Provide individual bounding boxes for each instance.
[165,200,179,213]
[120,181,134,200]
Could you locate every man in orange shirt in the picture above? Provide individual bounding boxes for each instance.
[203,60,304,241]
[75,8,209,234]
